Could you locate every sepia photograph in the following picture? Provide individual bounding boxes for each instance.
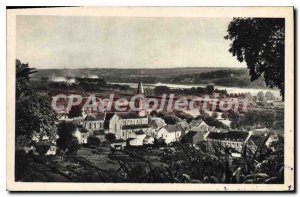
[6,7,294,191]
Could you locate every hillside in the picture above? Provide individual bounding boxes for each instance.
[31,67,266,88]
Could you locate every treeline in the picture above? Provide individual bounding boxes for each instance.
[229,110,284,130]
[168,70,265,88]
[32,68,266,88]
[30,78,131,92]
[154,86,227,96]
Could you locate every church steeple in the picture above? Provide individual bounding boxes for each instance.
[137,79,144,95]
[137,72,144,95]
[136,73,146,116]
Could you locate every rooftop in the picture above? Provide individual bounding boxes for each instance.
[122,124,150,130]
[207,131,249,141]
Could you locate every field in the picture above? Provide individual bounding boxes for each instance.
[16,146,175,183]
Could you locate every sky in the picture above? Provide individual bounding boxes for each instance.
[16,16,246,69]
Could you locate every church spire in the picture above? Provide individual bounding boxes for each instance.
[137,72,144,95]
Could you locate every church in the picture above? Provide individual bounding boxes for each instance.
[105,79,150,140]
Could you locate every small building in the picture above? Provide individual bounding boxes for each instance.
[127,130,147,146]
[189,119,209,132]
[206,131,251,153]
[176,120,190,135]
[252,127,269,136]
[74,127,89,144]
[35,141,57,155]
[83,113,106,132]
[157,125,183,144]
[181,130,209,146]
[149,117,166,130]
[110,139,126,150]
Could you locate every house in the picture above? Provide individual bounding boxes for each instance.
[83,113,105,133]
[181,130,209,146]
[35,141,57,155]
[121,124,150,140]
[127,130,147,146]
[206,131,251,153]
[189,119,209,132]
[252,127,269,136]
[149,117,166,130]
[176,120,190,135]
[157,125,183,144]
[148,117,166,137]
[74,127,89,144]
[110,139,126,150]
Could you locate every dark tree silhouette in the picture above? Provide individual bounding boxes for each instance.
[68,105,82,118]
[105,133,116,142]
[87,136,101,147]
[57,121,79,153]
[225,18,285,99]
[15,59,57,142]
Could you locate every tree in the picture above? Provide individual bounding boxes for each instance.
[16,59,37,100]
[56,121,79,153]
[225,18,285,99]
[87,136,101,147]
[68,105,82,118]
[257,91,267,106]
[105,133,116,142]
[212,112,218,119]
[15,59,57,146]
[265,91,276,100]
[154,86,171,95]
[221,112,229,120]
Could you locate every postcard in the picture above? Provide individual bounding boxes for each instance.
[6,7,294,191]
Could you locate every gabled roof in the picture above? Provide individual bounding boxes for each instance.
[248,135,269,147]
[162,125,183,133]
[117,112,146,119]
[84,113,106,121]
[95,113,106,120]
[149,118,166,128]
[190,119,204,127]
[207,131,249,141]
[84,115,96,121]
[122,124,150,130]
[105,112,116,120]
[176,120,189,130]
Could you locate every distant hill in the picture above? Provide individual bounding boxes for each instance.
[31,67,266,88]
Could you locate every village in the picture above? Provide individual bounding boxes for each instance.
[29,79,282,161]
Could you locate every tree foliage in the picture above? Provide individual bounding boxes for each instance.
[225,18,285,99]
[56,121,80,154]
[15,59,57,145]
[68,105,82,118]
[105,133,116,142]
